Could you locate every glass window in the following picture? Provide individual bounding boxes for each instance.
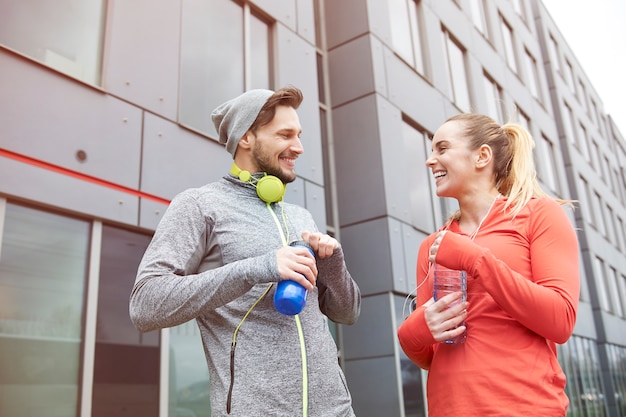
[593,257,611,313]
[249,13,271,90]
[93,226,159,417]
[573,337,607,417]
[578,176,592,227]
[548,34,561,74]
[500,16,517,73]
[0,0,105,85]
[606,344,626,416]
[606,266,624,317]
[0,204,89,417]
[590,99,598,126]
[442,30,471,112]
[179,0,271,138]
[537,134,559,193]
[590,140,601,173]
[523,49,541,100]
[591,191,607,237]
[578,79,589,113]
[469,0,487,36]
[169,321,211,417]
[565,60,576,95]
[482,72,504,122]
[617,216,626,254]
[601,155,611,188]
[389,0,425,74]
[562,102,577,148]
[394,296,426,417]
[514,106,530,132]
[402,121,436,234]
[576,122,591,163]
[512,0,527,22]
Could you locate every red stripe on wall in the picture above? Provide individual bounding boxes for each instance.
[0,148,171,205]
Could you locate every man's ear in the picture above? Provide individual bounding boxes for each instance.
[238,131,254,150]
[475,144,493,168]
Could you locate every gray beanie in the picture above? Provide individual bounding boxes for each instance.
[211,89,274,157]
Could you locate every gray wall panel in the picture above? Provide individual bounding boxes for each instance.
[341,218,392,295]
[284,177,306,208]
[0,51,143,190]
[0,157,139,226]
[304,181,327,234]
[388,218,409,292]
[323,0,368,50]
[370,36,389,97]
[401,225,428,296]
[103,0,180,120]
[603,312,626,345]
[344,356,401,417]
[328,35,376,108]
[332,95,386,226]
[138,198,168,231]
[343,293,396,359]
[573,301,598,339]
[377,96,413,224]
[295,0,316,45]
[384,50,447,133]
[141,113,229,200]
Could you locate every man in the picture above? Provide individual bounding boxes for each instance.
[130,85,361,417]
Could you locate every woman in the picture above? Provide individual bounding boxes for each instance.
[397,114,580,416]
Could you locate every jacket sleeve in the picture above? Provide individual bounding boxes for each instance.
[397,236,437,369]
[316,246,361,325]
[437,199,580,344]
[129,191,279,332]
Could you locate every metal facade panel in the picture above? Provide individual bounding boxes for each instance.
[344,355,402,417]
[341,217,392,295]
[328,35,376,108]
[103,0,180,120]
[0,157,139,226]
[384,51,448,133]
[0,51,143,190]
[377,96,413,224]
[141,113,230,200]
[295,0,316,45]
[342,294,396,359]
[323,0,369,50]
[332,95,386,226]
[304,180,327,233]
[138,198,168,231]
[284,176,306,208]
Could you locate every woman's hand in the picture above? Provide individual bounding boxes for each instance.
[423,292,468,343]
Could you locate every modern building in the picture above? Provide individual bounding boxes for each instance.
[0,1,624,416]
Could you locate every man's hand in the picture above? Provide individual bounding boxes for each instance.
[301,231,339,259]
[275,245,317,289]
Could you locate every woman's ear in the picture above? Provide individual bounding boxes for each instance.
[475,144,493,168]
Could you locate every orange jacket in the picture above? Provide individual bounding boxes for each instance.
[397,197,579,416]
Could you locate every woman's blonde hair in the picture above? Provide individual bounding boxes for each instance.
[446,113,570,217]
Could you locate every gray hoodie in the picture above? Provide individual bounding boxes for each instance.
[130,175,361,417]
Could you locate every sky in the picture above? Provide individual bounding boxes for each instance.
[541,0,626,136]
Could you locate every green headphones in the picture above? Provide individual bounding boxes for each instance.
[230,162,286,203]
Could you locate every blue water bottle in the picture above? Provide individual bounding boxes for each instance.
[274,241,314,315]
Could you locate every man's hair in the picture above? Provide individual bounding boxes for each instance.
[250,85,303,133]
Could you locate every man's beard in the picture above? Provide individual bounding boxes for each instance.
[253,143,296,184]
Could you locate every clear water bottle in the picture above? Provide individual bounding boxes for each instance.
[274,241,315,315]
[433,264,467,344]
